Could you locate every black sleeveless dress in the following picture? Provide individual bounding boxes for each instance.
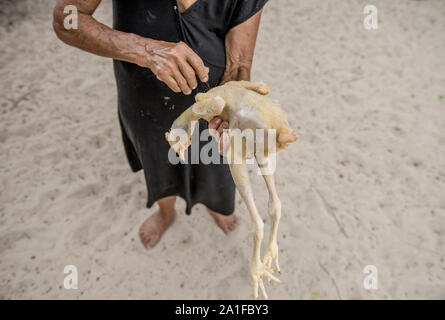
[112,0,268,215]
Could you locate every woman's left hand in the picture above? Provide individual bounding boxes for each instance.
[209,117,230,155]
[209,8,263,155]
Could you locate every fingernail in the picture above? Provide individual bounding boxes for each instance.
[203,76,209,82]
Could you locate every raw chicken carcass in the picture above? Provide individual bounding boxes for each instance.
[165,81,297,299]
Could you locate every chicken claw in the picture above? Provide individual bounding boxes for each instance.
[262,242,280,284]
[251,260,282,300]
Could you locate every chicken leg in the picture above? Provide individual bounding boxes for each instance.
[228,162,281,299]
[227,133,281,300]
[256,154,282,281]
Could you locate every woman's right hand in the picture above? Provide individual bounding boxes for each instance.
[53,1,208,95]
[139,39,209,95]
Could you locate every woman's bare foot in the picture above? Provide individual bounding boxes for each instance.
[139,209,175,249]
[207,209,238,234]
[139,196,176,249]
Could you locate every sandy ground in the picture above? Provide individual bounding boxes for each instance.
[1,0,444,299]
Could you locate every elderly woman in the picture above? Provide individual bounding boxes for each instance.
[53,0,268,249]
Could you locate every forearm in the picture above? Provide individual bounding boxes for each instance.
[53,2,148,67]
[220,9,263,83]
[52,0,209,95]
[221,60,252,83]
[221,38,253,82]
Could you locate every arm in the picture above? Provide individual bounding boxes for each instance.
[52,0,208,94]
[210,9,263,152]
[220,9,263,83]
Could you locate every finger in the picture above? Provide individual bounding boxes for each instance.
[209,128,220,142]
[172,67,192,95]
[178,59,198,91]
[209,118,222,141]
[259,280,268,300]
[161,75,181,93]
[221,121,229,130]
[208,117,222,130]
[217,121,228,138]
[218,122,230,154]
[220,132,230,156]
[185,49,209,82]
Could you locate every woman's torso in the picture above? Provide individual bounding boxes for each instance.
[112,0,238,129]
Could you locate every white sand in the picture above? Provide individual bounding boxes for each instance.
[0,0,444,299]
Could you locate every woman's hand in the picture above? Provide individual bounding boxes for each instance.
[209,9,263,155]
[141,40,209,95]
[53,0,208,95]
[209,117,230,155]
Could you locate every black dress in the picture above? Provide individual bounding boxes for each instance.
[112,0,268,215]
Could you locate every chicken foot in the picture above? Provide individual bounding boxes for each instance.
[256,154,282,281]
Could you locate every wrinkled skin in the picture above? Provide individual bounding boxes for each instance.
[52,0,209,95]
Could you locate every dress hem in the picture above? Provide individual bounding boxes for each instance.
[146,192,235,216]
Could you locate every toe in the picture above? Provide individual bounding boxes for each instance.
[222,226,230,235]
[259,280,268,300]
[265,270,281,283]
[253,281,259,300]
[147,234,160,248]
[274,258,281,273]
[141,235,149,248]
[228,216,238,231]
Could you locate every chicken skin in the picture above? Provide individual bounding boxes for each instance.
[165,81,297,299]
